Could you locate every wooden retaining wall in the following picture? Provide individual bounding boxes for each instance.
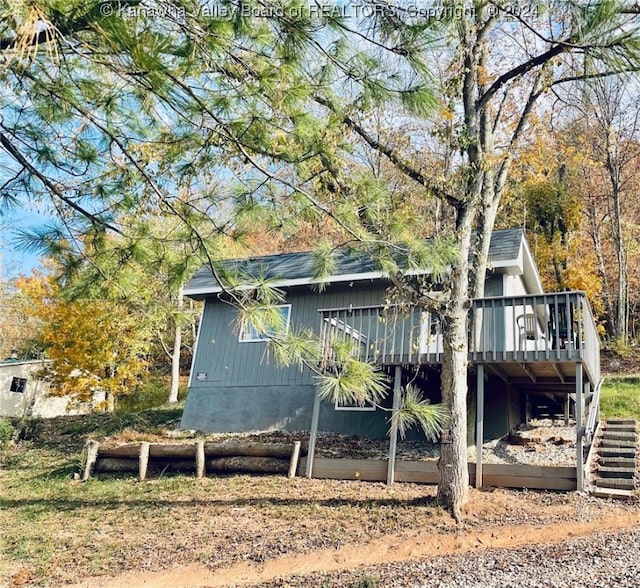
[298,458,577,491]
[82,440,303,481]
[82,441,576,491]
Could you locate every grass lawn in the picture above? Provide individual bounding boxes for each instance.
[0,408,455,587]
[600,376,640,421]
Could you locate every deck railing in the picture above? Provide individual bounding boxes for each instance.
[317,304,426,368]
[317,291,600,381]
[470,291,601,382]
[584,378,603,446]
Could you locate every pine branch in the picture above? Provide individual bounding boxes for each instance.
[0,1,142,51]
[313,95,463,210]
[0,131,122,234]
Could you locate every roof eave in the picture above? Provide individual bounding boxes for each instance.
[183,268,438,298]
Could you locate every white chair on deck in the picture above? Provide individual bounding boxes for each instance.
[517,313,546,351]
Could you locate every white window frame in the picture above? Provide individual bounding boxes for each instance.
[9,376,27,394]
[239,304,291,343]
[334,397,376,412]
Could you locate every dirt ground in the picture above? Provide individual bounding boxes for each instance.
[4,356,639,588]
[51,485,638,588]
[601,349,640,375]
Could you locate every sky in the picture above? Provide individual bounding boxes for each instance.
[0,208,47,279]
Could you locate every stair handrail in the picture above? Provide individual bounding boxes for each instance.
[584,378,603,446]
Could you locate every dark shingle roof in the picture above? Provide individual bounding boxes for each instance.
[185,228,525,297]
[487,227,524,262]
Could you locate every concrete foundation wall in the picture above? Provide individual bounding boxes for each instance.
[182,372,521,442]
[180,385,393,439]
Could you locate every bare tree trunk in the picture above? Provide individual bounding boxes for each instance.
[472,193,500,300]
[585,198,615,337]
[437,304,470,521]
[434,20,486,518]
[437,210,474,519]
[552,253,566,291]
[611,187,628,341]
[168,285,184,403]
[585,78,637,342]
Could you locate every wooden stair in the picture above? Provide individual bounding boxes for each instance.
[591,419,638,499]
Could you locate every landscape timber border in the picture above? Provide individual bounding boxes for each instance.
[80,440,577,491]
[81,440,304,481]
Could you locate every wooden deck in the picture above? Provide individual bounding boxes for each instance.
[318,291,600,387]
[314,292,602,491]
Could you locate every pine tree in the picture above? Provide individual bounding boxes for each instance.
[3,0,640,516]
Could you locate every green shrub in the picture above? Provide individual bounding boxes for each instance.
[0,418,15,447]
[608,337,632,358]
[117,377,169,413]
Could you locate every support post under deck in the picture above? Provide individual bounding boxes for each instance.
[387,365,402,485]
[306,388,322,478]
[575,363,584,491]
[475,364,485,489]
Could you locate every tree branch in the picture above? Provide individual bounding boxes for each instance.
[313,95,463,210]
[478,42,569,109]
[0,130,122,234]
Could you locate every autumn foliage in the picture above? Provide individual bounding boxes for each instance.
[16,270,152,410]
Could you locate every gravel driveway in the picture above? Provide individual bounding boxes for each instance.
[254,525,640,588]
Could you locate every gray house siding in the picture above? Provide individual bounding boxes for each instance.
[485,274,504,297]
[478,274,506,352]
[181,281,393,436]
[180,385,318,433]
[182,272,511,438]
[189,282,388,389]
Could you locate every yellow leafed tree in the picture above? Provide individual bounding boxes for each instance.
[16,270,152,411]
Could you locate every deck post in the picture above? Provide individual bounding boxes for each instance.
[306,387,322,478]
[387,365,402,485]
[475,364,484,489]
[584,380,590,417]
[575,363,584,491]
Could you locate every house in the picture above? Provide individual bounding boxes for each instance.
[181,228,601,475]
[0,359,106,418]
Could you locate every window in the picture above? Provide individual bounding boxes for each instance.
[334,397,376,412]
[239,304,291,342]
[9,377,27,394]
[419,311,443,355]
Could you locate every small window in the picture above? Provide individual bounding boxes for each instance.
[10,377,27,394]
[239,304,291,342]
[428,314,440,336]
[335,397,376,412]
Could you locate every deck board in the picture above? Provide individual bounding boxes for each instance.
[298,458,577,490]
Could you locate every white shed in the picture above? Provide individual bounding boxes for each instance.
[0,359,102,418]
